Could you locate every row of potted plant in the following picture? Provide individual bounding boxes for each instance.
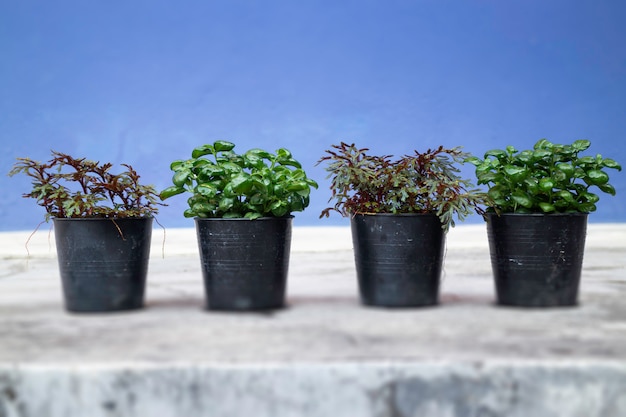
[8,139,621,313]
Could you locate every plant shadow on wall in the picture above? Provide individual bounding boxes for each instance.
[159,140,318,311]
[466,139,622,307]
[8,151,163,313]
[317,142,487,308]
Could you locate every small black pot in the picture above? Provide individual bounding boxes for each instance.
[53,217,153,313]
[351,213,445,307]
[195,216,292,311]
[486,212,588,307]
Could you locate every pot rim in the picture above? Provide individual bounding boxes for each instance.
[352,212,436,217]
[194,215,294,222]
[484,212,589,218]
[52,216,153,221]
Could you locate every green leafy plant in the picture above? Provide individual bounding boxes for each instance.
[8,151,162,220]
[466,139,622,213]
[317,142,486,231]
[160,140,318,219]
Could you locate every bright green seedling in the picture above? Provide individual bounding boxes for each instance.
[160,140,318,219]
[466,139,622,214]
[318,142,487,231]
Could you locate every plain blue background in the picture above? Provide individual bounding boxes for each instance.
[1,0,625,231]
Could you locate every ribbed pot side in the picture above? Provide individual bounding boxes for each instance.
[351,213,445,308]
[486,212,588,307]
[195,216,292,311]
[53,217,153,312]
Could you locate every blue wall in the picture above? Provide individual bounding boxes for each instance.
[1,0,625,230]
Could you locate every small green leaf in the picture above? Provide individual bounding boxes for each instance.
[290,198,305,212]
[213,140,236,152]
[286,181,309,192]
[511,191,533,208]
[553,170,567,182]
[475,161,494,173]
[533,139,553,150]
[222,183,236,198]
[576,156,595,166]
[484,149,507,159]
[553,144,574,159]
[195,184,216,197]
[587,170,609,185]
[272,183,285,196]
[246,148,273,159]
[581,192,600,203]
[538,202,555,213]
[243,152,265,168]
[296,188,311,197]
[523,177,539,193]
[464,156,483,166]
[475,172,500,185]
[487,185,507,200]
[183,208,197,218]
[492,198,509,208]
[269,200,288,217]
[572,139,591,152]
[279,158,302,168]
[276,148,292,159]
[532,149,551,161]
[602,158,622,170]
[556,162,575,178]
[556,190,576,203]
[160,186,185,200]
[218,197,235,212]
[193,159,211,168]
[172,170,191,187]
[597,183,616,195]
[169,160,186,170]
[231,173,253,194]
[251,177,268,194]
[221,162,243,174]
[578,202,597,212]
[192,144,215,158]
[192,201,215,214]
[504,165,528,182]
[517,151,534,164]
[539,178,554,191]
[199,164,225,177]
[249,193,265,205]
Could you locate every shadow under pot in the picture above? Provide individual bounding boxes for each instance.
[53,217,153,313]
[195,216,292,311]
[350,213,445,308]
[485,212,588,308]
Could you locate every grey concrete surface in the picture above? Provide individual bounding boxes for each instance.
[0,224,625,417]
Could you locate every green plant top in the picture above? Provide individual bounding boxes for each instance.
[159,140,318,219]
[317,142,486,231]
[466,139,622,214]
[8,151,162,220]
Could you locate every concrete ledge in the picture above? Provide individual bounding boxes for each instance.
[1,362,626,417]
[1,224,625,416]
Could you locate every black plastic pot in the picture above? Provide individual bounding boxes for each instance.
[195,216,292,311]
[53,217,153,313]
[351,213,445,307]
[486,212,588,307]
